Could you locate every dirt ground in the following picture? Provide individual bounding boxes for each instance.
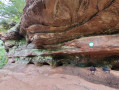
[0,64,118,90]
[59,66,119,89]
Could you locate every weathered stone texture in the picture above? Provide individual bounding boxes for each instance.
[20,0,119,47]
[2,0,119,67]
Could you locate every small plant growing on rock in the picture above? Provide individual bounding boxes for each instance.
[0,40,8,69]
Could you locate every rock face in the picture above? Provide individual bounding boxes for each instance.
[2,0,119,67]
[2,24,53,67]
[42,35,119,63]
[2,23,22,41]
[20,0,119,48]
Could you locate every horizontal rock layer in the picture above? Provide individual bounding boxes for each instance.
[42,35,119,56]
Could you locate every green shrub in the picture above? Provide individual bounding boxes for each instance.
[0,40,8,69]
[0,0,26,27]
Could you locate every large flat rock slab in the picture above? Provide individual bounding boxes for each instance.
[42,35,119,60]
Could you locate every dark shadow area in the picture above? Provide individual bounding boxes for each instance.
[28,61,34,64]
[42,62,50,65]
[111,66,119,71]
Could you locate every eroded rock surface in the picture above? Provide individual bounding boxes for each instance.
[2,0,119,67]
[20,0,119,47]
[42,35,119,64]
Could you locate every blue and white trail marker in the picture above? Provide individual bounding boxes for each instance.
[89,42,94,47]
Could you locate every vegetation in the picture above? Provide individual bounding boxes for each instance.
[0,0,26,68]
[0,0,26,21]
[0,0,26,31]
[0,40,8,69]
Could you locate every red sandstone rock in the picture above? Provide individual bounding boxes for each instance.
[2,0,119,65]
[42,35,119,60]
[20,0,119,47]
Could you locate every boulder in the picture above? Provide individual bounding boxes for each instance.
[20,0,119,47]
[3,23,23,41]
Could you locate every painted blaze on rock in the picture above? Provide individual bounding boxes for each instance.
[89,42,94,47]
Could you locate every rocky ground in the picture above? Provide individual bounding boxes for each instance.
[0,64,118,90]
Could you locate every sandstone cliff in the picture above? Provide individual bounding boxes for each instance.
[20,0,119,47]
[2,0,119,68]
